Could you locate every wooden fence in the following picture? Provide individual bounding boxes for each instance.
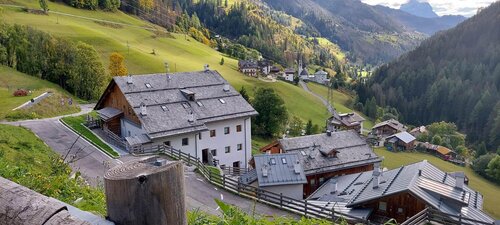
[135,145,371,224]
[400,208,495,225]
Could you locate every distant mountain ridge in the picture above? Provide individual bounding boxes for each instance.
[400,0,438,18]
[261,0,465,65]
[360,1,500,148]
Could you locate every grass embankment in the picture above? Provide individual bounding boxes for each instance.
[0,124,106,215]
[374,148,500,219]
[306,82,375,129]
[0,66,81,120]
[61,114,119,157]
[1,1,329,126]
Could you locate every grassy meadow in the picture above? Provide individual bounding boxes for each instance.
[0,0,332,126]
[375,148,500,219]
[0,66,81,120]
[306,82,375,129]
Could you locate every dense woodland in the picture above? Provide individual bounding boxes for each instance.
[0,23,108,100]
[358,2,500,151]
[116,0,342,68]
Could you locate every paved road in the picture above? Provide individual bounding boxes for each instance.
[299,80,334,114]
[2,104,295,218]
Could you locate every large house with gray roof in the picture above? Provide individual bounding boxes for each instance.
[241,153,307,200]
[308,160,495,224]
[94,69,258,168]
[260,130,382,197]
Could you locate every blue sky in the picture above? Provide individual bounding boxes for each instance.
[361,0,497,17]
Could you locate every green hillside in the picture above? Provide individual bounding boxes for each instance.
[0,66,80,120]
[0,1,330,125]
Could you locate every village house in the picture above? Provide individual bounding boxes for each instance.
[309,70,329,84]
[240,153,307,200]
[283,68,295,82]
[94,68,258,168]
[238,60,258,77]
[308,160,494,224]
[327,109,366,133]
[409,125,427,138]
[299,68,309,80]
[417,142,458,160]
[385,131,416,151]
[260,130,382,197]
[371,119,407,137]
[258,60,272,75]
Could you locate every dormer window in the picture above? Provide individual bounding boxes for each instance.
[219,99,226,104]
[145,83,152,88]
[270,158,276,165]
[161,105,168,111]
[281,158,287,164]
[181,89,196,101]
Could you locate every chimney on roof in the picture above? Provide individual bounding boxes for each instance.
[223,84,230,92]
[326,130,332,137]
[140,102,147,116]
[373,162,381,189]
[126,74,133,84]
[187,112,195,123]
[293,160,301,174]
[454,172,465,190]
[331,179,338,194]
[262,165,269,177]
[204,64,210,72]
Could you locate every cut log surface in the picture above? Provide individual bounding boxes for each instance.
[0,176,91,225]
[104,157,187,225]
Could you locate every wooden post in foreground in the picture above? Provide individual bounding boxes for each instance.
[104,156,186,225]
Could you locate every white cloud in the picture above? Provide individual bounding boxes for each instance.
[361,0,497,17]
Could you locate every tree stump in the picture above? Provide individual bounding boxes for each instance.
[104,157,186,225]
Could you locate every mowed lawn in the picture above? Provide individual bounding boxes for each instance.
[374,148,500,219]
[0,66,80,120]
[0,1,329,126]
[306,82,374,129]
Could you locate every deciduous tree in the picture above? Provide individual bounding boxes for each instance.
[252,88,288,137]
[109,52,128,77]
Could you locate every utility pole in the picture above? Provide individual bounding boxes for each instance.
[164,61,170,74]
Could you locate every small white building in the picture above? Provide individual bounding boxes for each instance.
[243,153,307,200]
[95,69,258,168]
[311,70,329,84]
[283,68,295,82]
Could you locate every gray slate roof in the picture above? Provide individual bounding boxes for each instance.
[372,119,406,132]
[308,161,494,224]
[278,130,381,175]
[100,70,257,139]
[314,70,328,76]
[388,131,416,144]
[329,110,365,127]
[96,107,123,121]
[253,153,307,187]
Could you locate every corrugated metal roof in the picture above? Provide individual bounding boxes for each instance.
[388,131,416,144]
[253,153,307,187]
[309,160,494,224]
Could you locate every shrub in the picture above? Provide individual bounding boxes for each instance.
[13,89,28,97]
[472,153,496,177]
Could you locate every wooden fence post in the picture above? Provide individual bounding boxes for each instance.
[280,193,283,208]
[305,200,308,217]
[178,150,181,160]
[223,174,226,188]
[188,153,191,165]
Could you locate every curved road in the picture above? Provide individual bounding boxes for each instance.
[299,80,334,114]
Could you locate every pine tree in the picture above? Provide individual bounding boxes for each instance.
[39,0,48,13]
[220,57,225,65]
[305,119,313,135]
[239,86,249,103]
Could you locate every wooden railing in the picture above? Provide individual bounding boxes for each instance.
[401,208,496,225]
[139,144,372,224]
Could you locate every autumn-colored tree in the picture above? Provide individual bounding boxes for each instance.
[108,52,128,77]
